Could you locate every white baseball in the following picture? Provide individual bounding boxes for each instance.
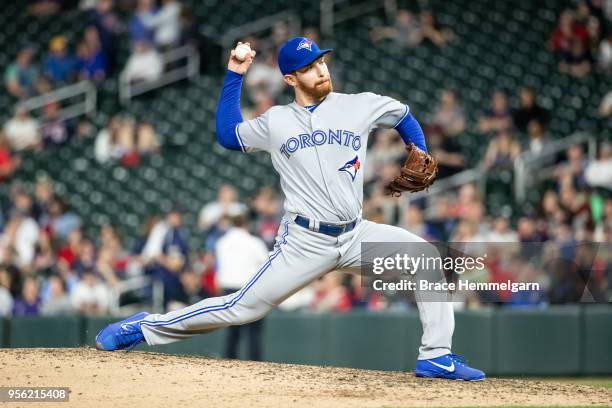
[234,43,251,62]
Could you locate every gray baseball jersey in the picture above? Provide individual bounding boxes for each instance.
[140,91,454,361]
[236,92,409,222]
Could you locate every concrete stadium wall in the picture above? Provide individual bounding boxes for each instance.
[1,306,611,376]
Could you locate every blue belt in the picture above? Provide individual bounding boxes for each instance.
[294,215,357,237]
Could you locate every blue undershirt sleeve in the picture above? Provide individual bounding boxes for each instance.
[215,70,245,151]
[394,111,428,153]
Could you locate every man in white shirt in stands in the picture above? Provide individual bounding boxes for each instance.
[123,41,164,83]
[215,214,269,360]
[3,106,40,151]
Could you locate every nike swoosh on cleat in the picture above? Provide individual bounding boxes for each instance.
[428,361,455,372]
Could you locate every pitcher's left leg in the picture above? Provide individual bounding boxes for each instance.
[337,220,485,380]
[337,220,453,359]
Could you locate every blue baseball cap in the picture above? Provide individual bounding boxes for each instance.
[278,37,333,75]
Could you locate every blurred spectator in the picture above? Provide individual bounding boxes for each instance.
[198,185,248,232]
[251,187,282,249]
[430,89,466,137]
[43,36,77,86]
[13,276,42,316]
[585,141,612,189]
[427,127,466,178]
[129,0,156,44]
[270,21,291,54]
[215,214,269,360]
[257,22,291,57]
[4,47,45,99]
[179,269,203,305]
[556,144,588,191]
[243,89,275,120]
[41,275,73,315]
[487,217,519,242]
[451,183,481,219]
[311,272,351,312]
[58,229,83,271]
[40,101,74,147]
[48,196,82,241]
[117,117,139,167]
[33,176,55,224]
[598,32,612,72]
[559,40,592,77]
[245,53,285,102]
[28,0,61,17]
[478,90,513,136]
[95,115,157,166]
[0,191,40,269]
[94,115,123,162]
[73,239,96,277]
[402,204,441,241]
[512,87,550,133]
[89,0,123,75]
[418,9,455,47]
[33,231,57,276]
[96,225,127,285]
[152,249,187,309]
[141,215,168,263]
[550,10,588,59]
[141,206,189,263]
[523,120,552,159]
[600,90,612,117]
[370,9,421,47]
[76,28,107,82]
[3,106,40,151]
[586,15,603,57]
[162,206,189,259]
[143,0,182,51]
[123,41,163,83]
[178,6,198,47]
[136,121,160,155]
[594,199,612,242]
[0,132,21,183]
[481,130,521,170]
[0,268,13,316]
[365,129,404,183]
[70,269,110,315]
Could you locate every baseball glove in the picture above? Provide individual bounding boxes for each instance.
[385,143,439,196]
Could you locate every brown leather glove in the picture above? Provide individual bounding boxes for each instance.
[384,143,439,196]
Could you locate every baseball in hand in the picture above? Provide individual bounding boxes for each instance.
[234,43,252,62]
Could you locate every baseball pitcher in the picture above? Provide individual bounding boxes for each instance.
[96,37,485,381]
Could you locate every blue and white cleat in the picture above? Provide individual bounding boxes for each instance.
[415,353,485,381]
[95,312,149,352]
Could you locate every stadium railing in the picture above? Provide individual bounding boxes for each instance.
[514,132,597,202]
[403,167,486,217]
[119,45,200,105]
[18,80,97,124]
[320,0,398,35]
[219,10,302,65]
[108,276,165,315]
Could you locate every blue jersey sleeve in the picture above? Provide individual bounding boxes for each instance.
[394,111,428,153]
[215,70,245,151]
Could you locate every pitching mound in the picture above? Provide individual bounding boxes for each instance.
[1,348,610,407]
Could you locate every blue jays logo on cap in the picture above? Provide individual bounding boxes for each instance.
[338,156,361,181]
[297,38,313,51]
[278,37,333,75]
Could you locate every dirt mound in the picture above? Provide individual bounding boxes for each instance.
[1,348,610,407]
